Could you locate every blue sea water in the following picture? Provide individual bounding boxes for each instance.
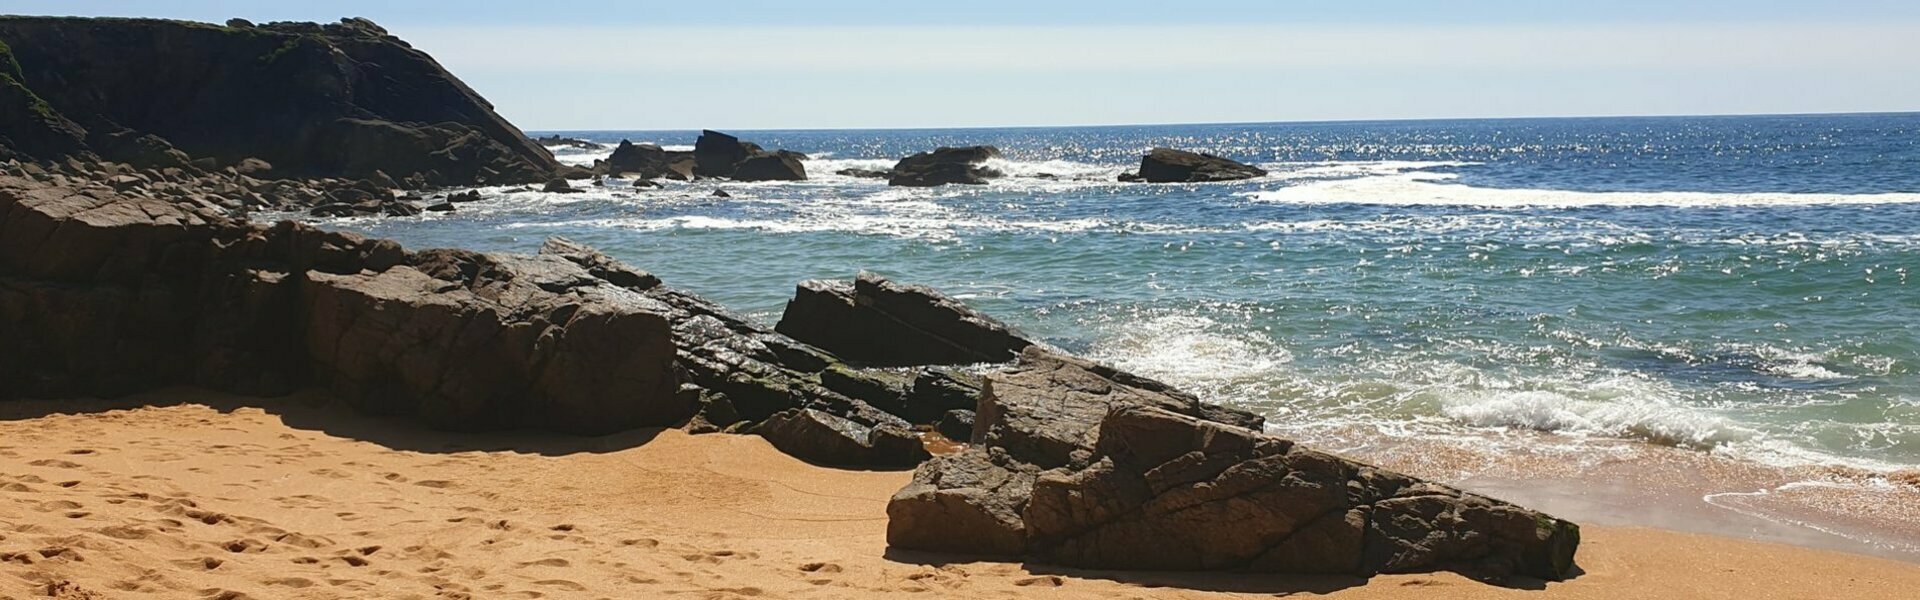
[322,113,1920,475]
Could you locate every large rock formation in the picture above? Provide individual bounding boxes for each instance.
[0,172,686,433]
[886,350,1579,582]
[1122,148,1267,183]
[602,141,695,181]
[775,272,1033,367]
[0,16,560,185]
[889,146,1004,187]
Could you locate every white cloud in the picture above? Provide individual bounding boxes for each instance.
[401,23,1920,74]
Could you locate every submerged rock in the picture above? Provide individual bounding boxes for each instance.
[1125,148,1267,183]
[776,272,1033,367]
[732,153,807,182]
[889,146,1004,187]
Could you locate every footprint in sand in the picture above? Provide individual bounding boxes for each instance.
[28,458,83,469]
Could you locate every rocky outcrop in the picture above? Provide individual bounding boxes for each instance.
[0,16,560,186]
[886,350,1579,582]
[602,141,695,181]
[889,146,1003,187]
[775,272,1033,367]
[0,173,685,433]
[694,130,763,178]
[1122,148,1267,183]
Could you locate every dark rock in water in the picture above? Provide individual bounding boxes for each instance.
[694,130,762,178]
[889,146,1003,187]
[531,134,605,150]
[776,272,1033,367]
[935,409,975,443]
[835,168,891,179]
[446,190,482,203]
[604,140,696,181]
[1116,172,1143,182]
[1129,147,1267,183]
[886,350,1579,581]
[712,189,732,198]
[542,178,580,193]
[425,202,455,212]
[632,179,661,188]
[381,202,422,217]
[732,153,807,182]
[0,16,561,186]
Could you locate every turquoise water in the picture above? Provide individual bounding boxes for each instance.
[322,114,1920,473]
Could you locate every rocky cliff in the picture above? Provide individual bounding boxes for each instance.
[0,16,558,186]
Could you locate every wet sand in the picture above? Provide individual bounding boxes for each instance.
[2,389,1918,599]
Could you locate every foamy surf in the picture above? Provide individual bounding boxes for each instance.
[1244,170,1920,207]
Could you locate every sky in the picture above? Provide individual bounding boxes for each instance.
[9,1,1920,130]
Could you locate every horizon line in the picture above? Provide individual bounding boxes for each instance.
[521,109,1920,134]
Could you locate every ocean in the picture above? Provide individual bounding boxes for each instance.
[313,113,1920,553]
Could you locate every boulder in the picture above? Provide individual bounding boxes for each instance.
[693,130,762,177]
[731,153,807,182]
[542,177,580,193]
[886,352,1580,582]
[1127,148,1267,183]
[776,272,1033,367]
[889,146,1003,187]
[0,16,561,185]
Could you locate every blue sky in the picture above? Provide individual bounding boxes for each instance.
[11,1,1920,129]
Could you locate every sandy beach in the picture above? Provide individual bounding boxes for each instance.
[2,390,1916,600]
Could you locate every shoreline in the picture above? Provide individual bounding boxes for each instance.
[3,389,1919,599]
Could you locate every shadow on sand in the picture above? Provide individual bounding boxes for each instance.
[0,386,665,456]
[883,548,1578,595]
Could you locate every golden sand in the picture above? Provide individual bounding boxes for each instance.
[2,390,1917,599]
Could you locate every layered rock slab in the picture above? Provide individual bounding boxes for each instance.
[775,272,1033,367]
[887,351,1579,582]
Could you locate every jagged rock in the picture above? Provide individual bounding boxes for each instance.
[303,252,684,432]
[889,146,1003,187]
[936,409,975,442]
[233,157,273,176]
[693,130,762,178]
[604,140,695,180]
[904,369,983,424]
[1126,148,1267,183]
[776,272,1033,367]
[886,352,1579,582]
[0,16,560,185]
[539,237,660,291]
[542,178,579,193]
[755,408,929,468]
[1,175,689,434]
[732,153,807,182]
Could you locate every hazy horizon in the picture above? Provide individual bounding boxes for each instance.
[9,1,1920,130]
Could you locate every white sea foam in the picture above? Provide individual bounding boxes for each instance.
[1242,165,1920,208]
